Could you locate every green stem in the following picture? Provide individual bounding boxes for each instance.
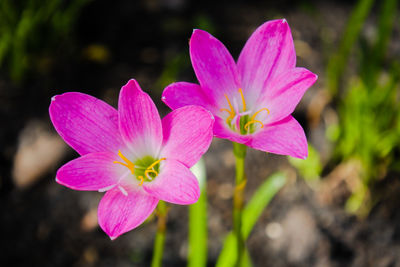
[188,158,208,267]
[232,142,247,267]
[151,201,168,267]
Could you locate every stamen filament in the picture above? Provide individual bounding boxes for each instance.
[244,120,264,131]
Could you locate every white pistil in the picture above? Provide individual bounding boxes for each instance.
[118,185,128,196]
[98,184,116,192]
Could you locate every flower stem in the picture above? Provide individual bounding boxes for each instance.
[188,158,208,267]
[232,142,247,267]
[151,201,168,267]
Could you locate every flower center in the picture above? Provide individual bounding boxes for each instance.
[220,88,270,134]
[114,150,166,186]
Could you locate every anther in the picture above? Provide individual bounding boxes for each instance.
[251,108,270,121]
[224,94,234,114]
[238,88,246,111]
[113,150,135,175]
[221,94,235,123]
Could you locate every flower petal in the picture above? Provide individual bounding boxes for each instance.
[162,82,216,113]
[237,19,296,102]
[258,67,318,123]
[213,116,252,144]
[143,159,200,205]
[98,187,158,239]
[160,106,214,168]
[56,152,124,191]
[248,116,308,159]
[190,29,240,104]
[118,79,163,158]
[49,92,123,155]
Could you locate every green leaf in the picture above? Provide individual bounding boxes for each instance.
[241,172,286,238]
[216,232,253,267]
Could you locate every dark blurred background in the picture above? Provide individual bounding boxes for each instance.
[1,0,400,266]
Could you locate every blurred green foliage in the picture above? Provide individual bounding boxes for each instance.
[326,0,400,212]
[0,0,91,83]
[326,0,375,95]
[288,145,322,183]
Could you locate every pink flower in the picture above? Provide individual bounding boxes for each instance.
[162,19,317,159]
[49,79,214,239]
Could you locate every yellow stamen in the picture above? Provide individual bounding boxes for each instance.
[138,176,144,186]
[238,88,246,111]
[147,158,166,170]
[251,108,270,121]
[145,169,158,180]
[114,152,166,186]
[222,99,235,123]
[220,90,270,133]
[142,157,166,182]
[224,93,234,114]
[244,120,264,131]
[113,150,135,175]
[220,108,234,117]
[220,108,235,124]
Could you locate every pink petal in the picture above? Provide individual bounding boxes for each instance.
[258,67,318,124]
[190,29,240,104]
[118,79,163,158]
[213,116,252,144]
[49,92,123,155]
[143,159,200,205]
[162,82,216,113]
[248,116,308,159]
[98,187,158,239]
[160,106,214,168]
[56,152,124,191]
[237,19,296,102]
